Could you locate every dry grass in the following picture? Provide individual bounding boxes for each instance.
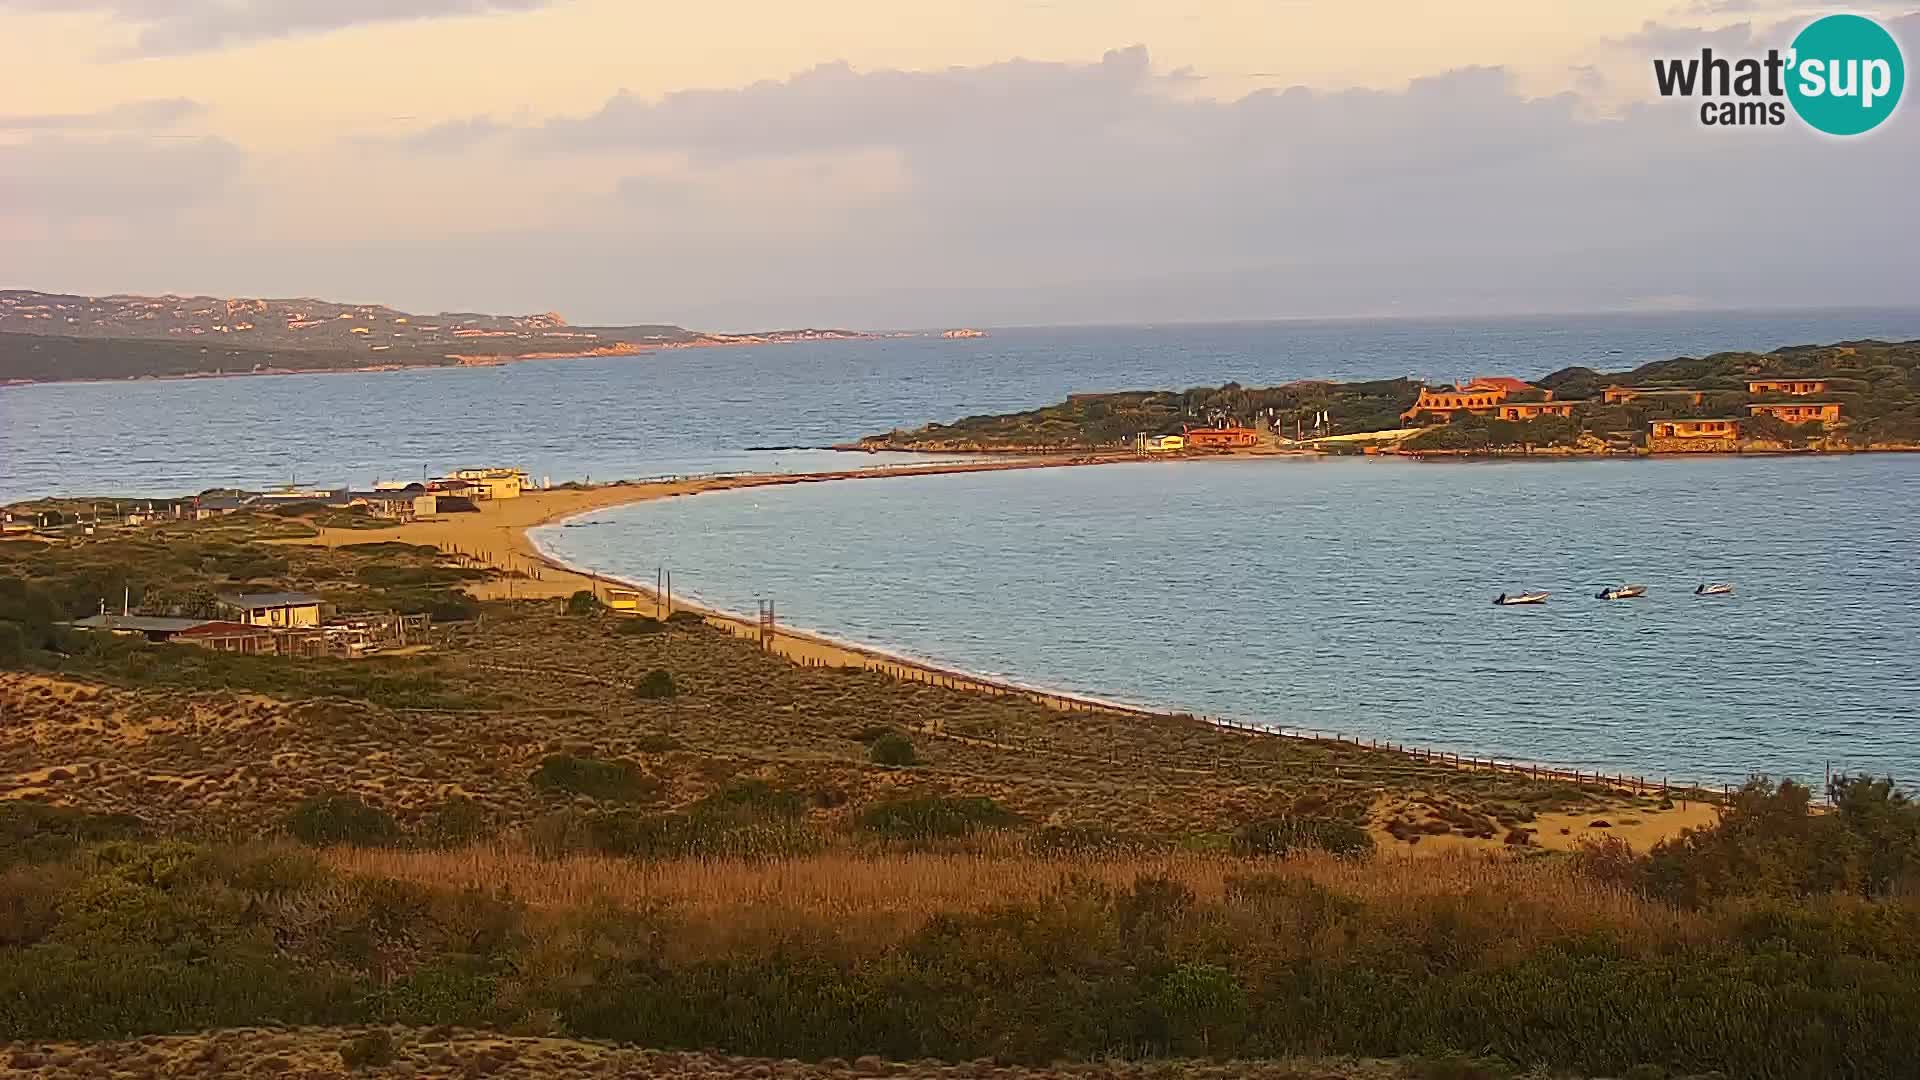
[3,560,1668,848]
[0,1027,1425,1079]
[323,846,1701,948]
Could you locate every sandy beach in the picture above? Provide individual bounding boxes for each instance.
[285,453,1727,848]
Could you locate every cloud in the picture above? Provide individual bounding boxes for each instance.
[528,45,1168,160]
[372,115,509,153]
[0,0,553,56]
[7,41,1918,329]
[0,135,244,219]
[0,97,204,131]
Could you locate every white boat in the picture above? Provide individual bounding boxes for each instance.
[1493,591,1550,606]
[1695,583,1734,596]
[1595,585,1647,600]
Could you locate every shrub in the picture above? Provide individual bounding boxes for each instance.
[615,616,665,635]
[564,590,601,616]
[665,609,703,624]
[634,669,677,699]
[867,732,918,766]
[1,803,145,870]
[339,1029,395,1070]
[0,621,24,666]
[529,754,656,803]
[285,792,399,847]
[422,796,493,848]
[1233,815,1375,858]
[857,796,1019,841]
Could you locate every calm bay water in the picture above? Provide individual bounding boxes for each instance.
[7,308,1920,782]
[537,455,1920,788]
[7,308,1920,502]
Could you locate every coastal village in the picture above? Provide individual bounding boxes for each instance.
[0,466,534,659]
[859,337,1920,456]
[943,373,1856,457]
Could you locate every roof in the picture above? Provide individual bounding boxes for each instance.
[175,621,273,638]
[195,495,251,510]
[217,591,324,609]
[68,614,214,634]
[1468,376,1536,393]
[1747,401,1839,408]
[1652,418,1739,425]
[1748,377,1828,383]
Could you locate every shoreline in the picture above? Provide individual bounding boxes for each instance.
[301,456,1736,807]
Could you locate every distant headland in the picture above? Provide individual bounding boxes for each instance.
[0,289,899,385]
[850,338,1920,457]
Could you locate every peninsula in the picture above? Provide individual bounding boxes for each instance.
[853,338,1920,456]
[0,289,879,384]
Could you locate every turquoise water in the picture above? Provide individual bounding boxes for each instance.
[535,454,1920,789]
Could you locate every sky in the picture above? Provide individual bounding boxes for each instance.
[1,0,1916,330]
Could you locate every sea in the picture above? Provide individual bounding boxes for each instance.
[6,307,1920,787]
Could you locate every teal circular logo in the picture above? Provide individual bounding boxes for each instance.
[1787,14,1905,135]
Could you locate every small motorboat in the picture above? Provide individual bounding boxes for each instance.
[1493,592,1550,606]
[1595,585,1647,600]
[1695,583,1734,596]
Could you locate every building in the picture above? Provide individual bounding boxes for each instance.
[1649,418,1740,453]
[175,621,279,654]
[605,589,643,612]
[216,591,325,628]
[349,487,438,522]
[1402,387,1506,422]
[1184,426,1260,449]
[450,467,527,500]
[192,495,251,520]
[1652,419,1739,438]
[66,614,215,642]
[1748,379,1830,397]
[1748,402,1841,424]
[1467,376,1550,399]
[1143,434,1186,453]
[1495,402,1576,421]
[1603,386,1706,407]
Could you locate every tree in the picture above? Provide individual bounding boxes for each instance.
[564,590,601,616]
[867,732,918,767]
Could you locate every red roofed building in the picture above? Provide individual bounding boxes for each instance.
[1467,376,1551,399]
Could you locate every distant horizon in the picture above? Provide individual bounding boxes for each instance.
[8,281,1920,338]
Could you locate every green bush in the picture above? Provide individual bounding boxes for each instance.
[1,803,145,870]
[338,1029,395,1069]
[0,621,24,666]
[1233,815,1376,858]
[857,796,1019,841]
[867,732,918,767]
[528,754,656,803]
[285,793,399,847]
[615,616,665,635]
[634,669,677,699]
[564,590,601,616]
[421,796,493,848]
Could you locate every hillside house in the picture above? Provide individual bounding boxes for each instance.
[1603,386,1706,406]
[1748,379,1830,397]
[1748,402,1841,424]
[1494,402,1576,421]
[1649,418,1740,453]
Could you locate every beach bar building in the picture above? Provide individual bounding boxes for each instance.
[1184,426,1260,449]
[1649,418,1740,453]
[216,591,325,628]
